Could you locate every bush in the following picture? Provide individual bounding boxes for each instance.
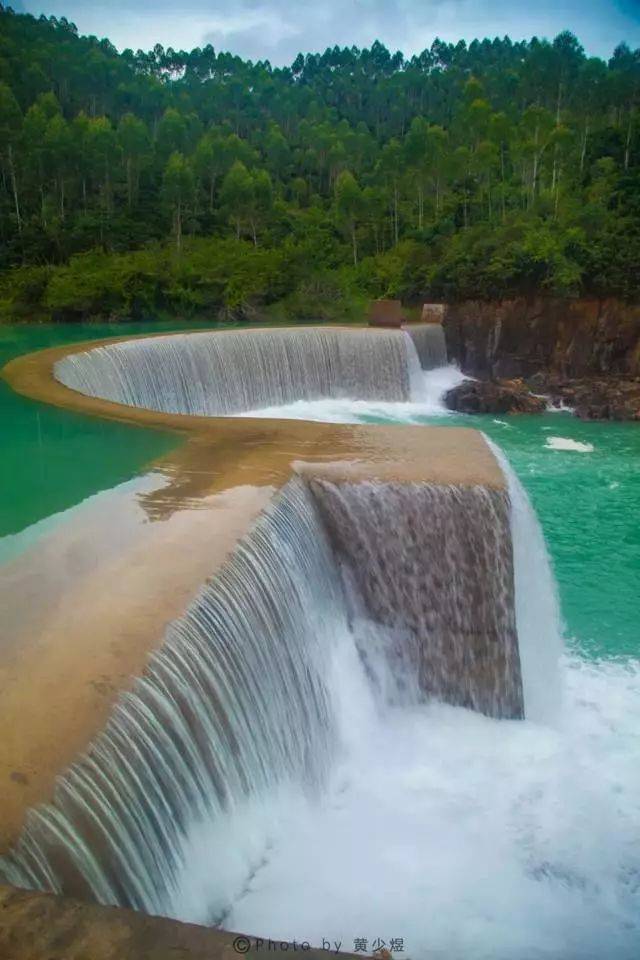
[0,264,54,322]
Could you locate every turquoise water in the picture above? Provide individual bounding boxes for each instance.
[248,391,640,661]
[477,415,640,659]
[1,325,638,659]
[0,322,207,542]
[400,410,638,659]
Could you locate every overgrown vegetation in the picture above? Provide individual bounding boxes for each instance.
[0,5,639,322]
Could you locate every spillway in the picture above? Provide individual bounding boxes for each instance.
[1,324,577,955]
[310,479,523,719]
[0,454,542,915]
[405,322,447,371]
[0,479,344,912]
[54,326,446,417]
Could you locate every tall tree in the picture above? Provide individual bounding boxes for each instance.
[117,113,150,209]
[161,151,194,251]
[335,169,362,264]
[0,82,23,236]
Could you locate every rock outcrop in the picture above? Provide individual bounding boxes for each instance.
[545,377,640,421]
[443,298,640,381]
[445,379,546,415]
[441,297,640,420]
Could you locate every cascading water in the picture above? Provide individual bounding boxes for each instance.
[54,328,417,416]
[486,437,562,723]
[0,478,351,915]
[54,324,456,418]
[405,321,447,370]
[231,327,464,421]
[1,425,636,955]
[221,459,639,959]
[402,330,429,401]
[310,478,523,719]
[0,451,533,915]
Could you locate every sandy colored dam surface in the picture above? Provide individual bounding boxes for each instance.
[0,884,359,960]
[0,329,504,851]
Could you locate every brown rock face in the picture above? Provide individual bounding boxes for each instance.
[444,379,546,415]
[443,297,640,380]
[440,297,640,420]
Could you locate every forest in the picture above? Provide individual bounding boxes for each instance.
[0,3,639,323]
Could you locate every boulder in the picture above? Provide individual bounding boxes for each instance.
[444,378,546,415]
[548,377,640,421]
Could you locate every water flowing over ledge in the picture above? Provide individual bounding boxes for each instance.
[0,479,343,912]
[0,457,534,915]
[1,323,593,957]
[310,479,523,719]
[53,326,447,417]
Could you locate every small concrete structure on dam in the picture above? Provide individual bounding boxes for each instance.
[0,322,557,956]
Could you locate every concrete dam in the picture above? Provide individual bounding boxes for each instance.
[0,323,561,955]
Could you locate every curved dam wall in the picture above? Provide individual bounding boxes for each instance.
[53,325,447,417]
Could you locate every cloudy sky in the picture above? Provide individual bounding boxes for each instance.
[13,0,640,62]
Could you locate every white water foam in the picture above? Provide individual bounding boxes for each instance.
[183,638,640,960]
[238,365,467,423]
[160,433,639,958]
[546,437,595,453]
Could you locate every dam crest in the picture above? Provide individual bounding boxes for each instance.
[53,325,447,416]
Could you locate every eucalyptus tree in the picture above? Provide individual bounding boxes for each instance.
[0,82,22,236]
[161,151,194,251]
[117,113,150,209]
[335,169,363,264]
[0,5,639,307]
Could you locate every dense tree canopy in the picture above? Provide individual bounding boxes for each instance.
[0,4,639,321]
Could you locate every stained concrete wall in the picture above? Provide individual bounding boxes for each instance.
[0,886,359,960]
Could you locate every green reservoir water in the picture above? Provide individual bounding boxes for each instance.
[1,324,638,660]
[477,415,640,659]
[381,409,640,659]
[0,323,188,542]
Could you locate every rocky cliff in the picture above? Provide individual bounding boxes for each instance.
[443,298,640,380]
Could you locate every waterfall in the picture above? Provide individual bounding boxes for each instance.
[403,330,428,402]
[486,438,563,723]
[0,436,563,925]
[405,323,447,370]
[54,328,414,416]
[309,479,524,719]
[0,478,349,914]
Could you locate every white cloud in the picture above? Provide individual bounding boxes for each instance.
[23,0,640,61]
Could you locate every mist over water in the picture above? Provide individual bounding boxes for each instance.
[222,652,640,959]
[240,364,467,422]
